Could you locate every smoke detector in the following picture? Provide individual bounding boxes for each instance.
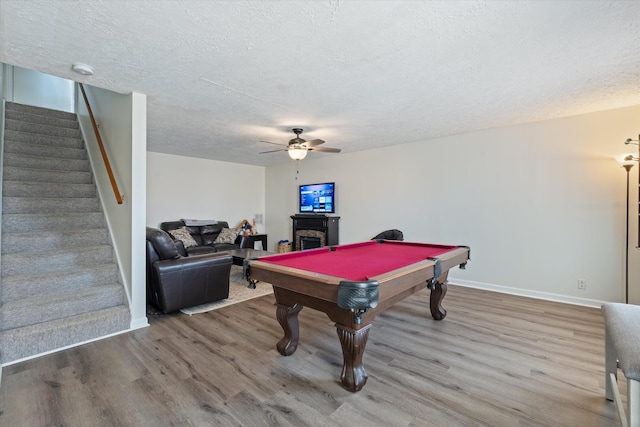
[71,63,94,76]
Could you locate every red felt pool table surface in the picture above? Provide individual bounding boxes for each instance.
[258,240,458,281]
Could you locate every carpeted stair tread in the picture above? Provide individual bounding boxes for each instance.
[1,245,114,277]
[5,117,82,139]
[0,306,130,364]
[2,228,110,253]
[4,139,87,160]
[5,109,80,129]
[2,264,119,303]
[5,102,76,120]
[3,181,97,198]
[3,152,90,172]
[2,212,106,232]
[1,285,125,331]
[2,165,93,184]
[3,129,84,149]
[3,196,101,214]
[5,118,82,139]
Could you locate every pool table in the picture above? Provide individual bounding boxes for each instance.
[247,240,470,392]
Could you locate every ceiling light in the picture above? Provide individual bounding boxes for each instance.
[288,146,308,160]
[72,63,94,76]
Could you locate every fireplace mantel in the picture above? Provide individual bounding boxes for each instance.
[291,214,340,251]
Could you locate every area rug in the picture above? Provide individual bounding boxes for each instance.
[180,265,273,315]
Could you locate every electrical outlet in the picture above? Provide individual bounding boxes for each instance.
[577,279,587,290]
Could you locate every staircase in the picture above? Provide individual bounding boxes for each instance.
[0,102,130,364]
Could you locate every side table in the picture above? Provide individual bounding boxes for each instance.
[240,233,268,250]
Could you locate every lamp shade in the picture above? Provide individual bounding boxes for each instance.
[288,146,308,160]
[617,153,637,168]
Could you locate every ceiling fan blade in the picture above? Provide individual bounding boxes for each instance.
[308,146,341,153]
[302,139,325,147]
[260,140,288,147]
[259,148,287,154]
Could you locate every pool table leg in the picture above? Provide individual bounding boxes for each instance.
[430,281,448,320]
[336,324,371,392]
[276,303,303,356]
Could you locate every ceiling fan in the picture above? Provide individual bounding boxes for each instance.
[260,128,341,160]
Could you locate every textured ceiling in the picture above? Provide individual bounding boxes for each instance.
[1,0,640,166]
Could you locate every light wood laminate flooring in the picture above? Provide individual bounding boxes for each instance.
[0,285,621,426]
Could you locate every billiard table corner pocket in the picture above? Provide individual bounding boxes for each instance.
[337,280,379,325]
[426,257,442,289]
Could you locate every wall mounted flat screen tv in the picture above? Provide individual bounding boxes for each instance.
[299,182,335,213]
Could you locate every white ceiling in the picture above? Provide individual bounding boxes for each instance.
[1,1,640,166]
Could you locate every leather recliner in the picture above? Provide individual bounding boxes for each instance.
[146,227,232,313]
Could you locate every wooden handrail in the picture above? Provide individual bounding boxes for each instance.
[79,83,123,204]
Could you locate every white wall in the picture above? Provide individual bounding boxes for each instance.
[77,85,148,329]
[0,64,4,100]
[11,66,74,112]
[146,152,266,241]
[2,64,13,102]
[129,92,148,329]
[266,105,640,306]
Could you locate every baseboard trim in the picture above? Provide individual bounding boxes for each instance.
[130,316,149,330]
[450,277,608,308]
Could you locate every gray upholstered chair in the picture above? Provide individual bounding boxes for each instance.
[602,303,640,425]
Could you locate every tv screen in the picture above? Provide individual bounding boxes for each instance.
[299,182,335,213]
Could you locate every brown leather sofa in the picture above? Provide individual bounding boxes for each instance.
[146,227,232,313]
[160,220,254,255]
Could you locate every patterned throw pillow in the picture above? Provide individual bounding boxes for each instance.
[214,227,239,244]
[169,226,198,248]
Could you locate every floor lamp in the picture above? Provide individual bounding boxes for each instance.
[622,161,634,304]
[623,136,640,303]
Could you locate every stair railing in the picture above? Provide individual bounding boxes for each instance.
[78,83,124,204]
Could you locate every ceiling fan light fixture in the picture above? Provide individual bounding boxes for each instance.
[288,146,308,160]
[259,128,338,160]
